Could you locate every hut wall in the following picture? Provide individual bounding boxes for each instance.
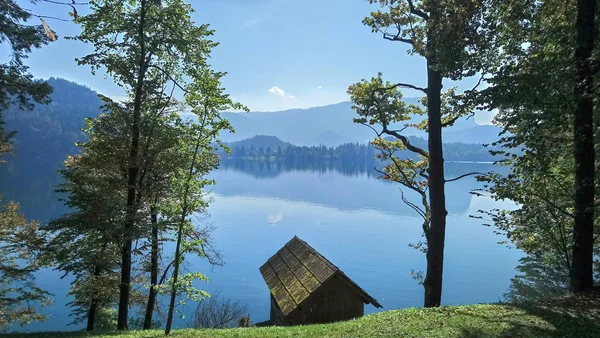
[269,293,288,326]
[287,274,364,326]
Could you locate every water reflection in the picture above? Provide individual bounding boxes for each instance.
[213,159,509,216]
[0,160,67,224]
[218,158,507,180]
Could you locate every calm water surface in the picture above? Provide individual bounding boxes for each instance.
[21,162,520,332]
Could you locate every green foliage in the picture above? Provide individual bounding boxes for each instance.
[0,0,54,160]
[475,0,600,281]
[47,93,195,325]
[70,0,217,96]
[157,272,210,308]
[164,68,246,333]
[47,105,131,325]
[349,73,412,127]
[68,0,237,329]
[0,197,52,329]
[348,75,431,252]
[362,0,491,79]
[0,0,53,110]
[50,7,245,329]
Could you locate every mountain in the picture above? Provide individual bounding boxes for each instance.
[0,78,103,222]
[220,100,502,146]
[444,124,504,144]
[2,77,102,164]
[226,135,294,151]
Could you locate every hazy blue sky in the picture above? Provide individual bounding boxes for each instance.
[10,0,493,123]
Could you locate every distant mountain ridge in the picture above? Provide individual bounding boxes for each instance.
[1,78,502,171]
[220,101,502,146]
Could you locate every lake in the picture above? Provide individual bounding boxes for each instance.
[15,161,521,332]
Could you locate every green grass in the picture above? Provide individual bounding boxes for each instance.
[5,294,600,338]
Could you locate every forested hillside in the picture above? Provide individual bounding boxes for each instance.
[2,77,102,167]
[219,135,497,162]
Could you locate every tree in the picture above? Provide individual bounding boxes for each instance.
[353,0,488,307]
[0,197,51,329]
[48,86,224,332]
[48,102,136,331]
[476,155,599,279]
[266,146,272,158]
[475,0,599,292]
[189,291,248,329]
[164,68,246,335]
[72,0,220,329]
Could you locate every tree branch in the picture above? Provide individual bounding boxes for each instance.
[376,82,427,94]
[406,0,429,20]
[383,32,413,44]
[382,126,429,158]
[399,187,427,220]
[445,171,483,183]
[147,64,189,94]
[25,12,70,22]
[366,88,429,158]
[361,123,384,138]
[41,0,89,5]
[532,190,575,220]
[441,113,463,128]
[158,260,175,285]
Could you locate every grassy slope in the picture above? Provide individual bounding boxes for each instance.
[5,295,600,338]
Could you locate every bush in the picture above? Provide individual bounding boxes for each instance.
[189,291,248,329]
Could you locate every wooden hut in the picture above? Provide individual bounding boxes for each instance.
[259,236,382,326]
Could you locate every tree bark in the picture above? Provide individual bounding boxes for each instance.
[571,0,596,292]
[86,265,102,331]
[421,2,448,308]
[143,203,159,329]
[423,63,447,308]
[117,0,149,330]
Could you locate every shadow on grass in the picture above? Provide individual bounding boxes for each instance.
[458,291,600,338]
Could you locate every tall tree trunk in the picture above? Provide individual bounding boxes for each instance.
[143,203,159,329]
[571,0,596,292]
[165,136,203,335]
[86,265,102,331]
[423,62,447,308]
[117,0,149,330]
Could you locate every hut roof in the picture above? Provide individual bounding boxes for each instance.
[259,236,382,315]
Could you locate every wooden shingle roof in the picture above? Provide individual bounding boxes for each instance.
[259,236,382,315]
